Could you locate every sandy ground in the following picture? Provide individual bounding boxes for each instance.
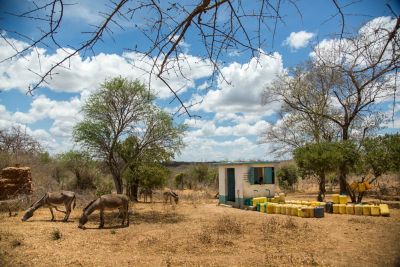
[0,200,399,267]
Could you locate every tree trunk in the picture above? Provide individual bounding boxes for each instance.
[339,125,349,195]
[75,169,81,189]
[317,173,326,202]
[111,170,123,194]
[357,191,365,203]
[126,178,139,202]
[339,165,348,195]
[127,181,139,201]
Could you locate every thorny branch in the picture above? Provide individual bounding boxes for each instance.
[1,0,296,117]
[0,0,379,117]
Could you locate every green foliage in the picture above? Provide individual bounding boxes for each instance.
[294,141,359,201]
[117,108,185,197]
[276,165,298,190]
[126,163,170,189]
[294,141,358,178]
[58,150,97,189]
[358,134,400,177]
[73,77,155,193]
[174,173,186,189]
[185,164,217,189]
[39,152,51,163]
[95,179,114,196]
[384,133,400,172]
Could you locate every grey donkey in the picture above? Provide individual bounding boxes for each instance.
[21,191,76,222]
[78,194,129,229]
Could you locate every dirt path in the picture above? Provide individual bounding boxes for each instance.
[1,201,399,266]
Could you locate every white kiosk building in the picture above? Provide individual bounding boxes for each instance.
[217,161,278,208]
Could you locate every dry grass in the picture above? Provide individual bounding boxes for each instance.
[0,199,400,266]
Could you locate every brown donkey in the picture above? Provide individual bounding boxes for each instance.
[78,194,129,229]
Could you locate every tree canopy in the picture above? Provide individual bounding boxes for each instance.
[73,77,185,194]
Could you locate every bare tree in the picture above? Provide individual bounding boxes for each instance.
[0,126,42,155]
[264,17,400,194]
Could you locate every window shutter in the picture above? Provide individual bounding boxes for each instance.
[264,167,273,184]
[248,167,254,184]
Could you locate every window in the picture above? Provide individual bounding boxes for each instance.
[248,167,275,185]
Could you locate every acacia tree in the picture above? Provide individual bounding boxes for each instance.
[294,141,359,201]
[117,108,186,200]
[351,134,400,202]
[264,17,400,194]
[73,77,153,193]
[294,142,340,201]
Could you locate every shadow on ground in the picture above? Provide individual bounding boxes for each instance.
[132,210,185,224]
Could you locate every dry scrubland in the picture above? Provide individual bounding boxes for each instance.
[1,194,400,267]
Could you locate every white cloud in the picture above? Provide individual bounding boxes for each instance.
[0,36,213,99]
[311,17,398,68]
[0,93,86,153]
[284,31,315,50]
[192,52,283,116]
[177,135,273,161]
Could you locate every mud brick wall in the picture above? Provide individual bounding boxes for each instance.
[0,167,33,200]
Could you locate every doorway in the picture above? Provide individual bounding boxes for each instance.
[227,168,235,202]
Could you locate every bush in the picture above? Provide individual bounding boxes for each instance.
[51,229,61,240]
[277,165,299,191]
[95,179,114,196]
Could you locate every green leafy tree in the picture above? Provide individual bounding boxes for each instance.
[73,77,153,193]
[117,108,186,200]
[351,134,400,202]
[276,165,298,191]
[295,141,359,201]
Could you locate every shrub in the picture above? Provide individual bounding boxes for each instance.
[51,229,61,240]
[277,165,299,191]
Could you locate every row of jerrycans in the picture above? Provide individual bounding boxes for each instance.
[258,203,324,218]
[330,203,390,216]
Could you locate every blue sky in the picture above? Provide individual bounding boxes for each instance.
[0,0,399,161]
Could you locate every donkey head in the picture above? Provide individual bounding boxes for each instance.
[78,214,88,229]
[21,208,34,221]
[174,195,179,204]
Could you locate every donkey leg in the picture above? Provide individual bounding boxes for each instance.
[126,209,129,226]
[49,208,55,221]
[64,207,71,222]
[124,202,129,226]
[99,210,104,228]
[121,210,125,226]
